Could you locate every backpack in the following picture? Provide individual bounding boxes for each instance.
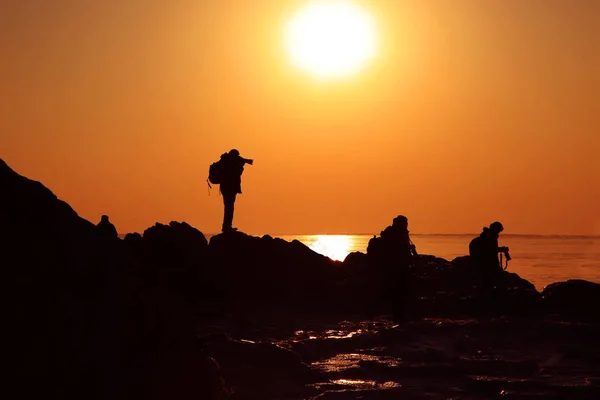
[208,153,227,185]
[208,161,223,185]
[469,236,481,258]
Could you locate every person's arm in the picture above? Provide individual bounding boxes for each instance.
[492,237,507,253]
[242,157,253,165]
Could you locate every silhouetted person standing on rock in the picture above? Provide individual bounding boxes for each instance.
[215,149,253,232]
[367,215,418,323]
[96,215,118,238]
[469,221,510,291]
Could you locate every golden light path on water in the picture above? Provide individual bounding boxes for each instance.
[308,235,354,261]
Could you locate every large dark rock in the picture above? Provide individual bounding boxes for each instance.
[415,255,536,295]
[138,221,210,304]
[541,279,600,319]
[1,158,225,400]
[200,334,319,399]
[336,251,377,315]
[2,158,126,399]
[142,221,208,253]
[208,231,343,312]
[411,255,540,316]
[342,251,370,273]
[1,158,114,269]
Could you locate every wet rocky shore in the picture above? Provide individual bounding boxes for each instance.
[198,314,600,399]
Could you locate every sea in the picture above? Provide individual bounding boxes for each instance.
[277,234,600,291]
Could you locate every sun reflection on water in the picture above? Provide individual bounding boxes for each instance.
[308,235,353,261]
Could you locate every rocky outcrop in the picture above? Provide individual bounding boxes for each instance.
[541,279,600,319]
[1,158,114,270]
[1,158,225,400]
[207,231,344,312]
[138,221,210,304]
[409,255,541,316]
[2,158,126,399]
[200,334,319,399]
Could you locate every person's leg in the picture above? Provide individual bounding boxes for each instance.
[222,192,237,231]
[391,277,408,323]
[479,268,496,312]
[366,273,383,322]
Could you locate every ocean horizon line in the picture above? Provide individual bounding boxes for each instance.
[269,233,600,239]
[197,232,600,239]
[117,231,600,239]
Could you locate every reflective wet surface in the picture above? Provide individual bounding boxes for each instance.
[200,315,600,399]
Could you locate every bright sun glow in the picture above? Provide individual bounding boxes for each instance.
[309,235,353,261]
[285,1,378,79]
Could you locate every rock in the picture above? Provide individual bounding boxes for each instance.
[208,231,343,313]
[143,221,208,250]
[338,239,541,318]
[0,158,114,270]
[2,158,129,399]
[201,335,319,399]
[124,232,143,251]
[130,291,227,400]
[1,158,225,400]
[411,256,540,317]
[342,251,370,274]
[541,279,600,319]
[139,221,210,303]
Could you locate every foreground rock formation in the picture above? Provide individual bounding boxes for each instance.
[2,159,224,400]
[2,157,599,399]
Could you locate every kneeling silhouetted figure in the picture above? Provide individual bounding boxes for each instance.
[96,215,118,238]
[469,221,510,292]
[367,215,418,323]
[209,149,253,232]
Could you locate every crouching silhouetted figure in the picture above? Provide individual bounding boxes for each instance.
[469,221,510,298]
[96,215,118,238]
[367,215,418,323]
[210,149,253,232]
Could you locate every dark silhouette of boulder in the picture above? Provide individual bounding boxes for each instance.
[425,255,537,293]
[129,290,226,400]
[2,158,126,399]
[124,231,142,242]
[342,251,370,275]
[339,251,372,289]
[208,231,343,313]
[200,334,319,399]
[1,158,113,268]
[542,279,600,319]
[410,255,540,316]
[143,221,208,251]
[138,221,210,304]
[1,158,225,400]
[124,232,143,252]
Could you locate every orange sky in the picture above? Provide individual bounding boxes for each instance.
[1,0,599,235]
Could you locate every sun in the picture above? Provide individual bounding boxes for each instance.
[285,1,378,79]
